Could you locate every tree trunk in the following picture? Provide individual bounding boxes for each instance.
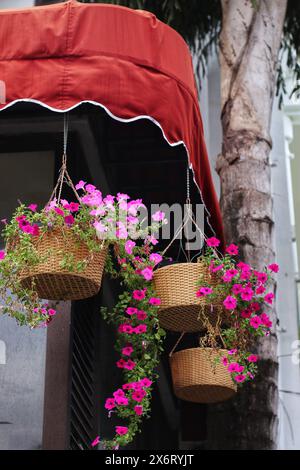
[207,0,287,449]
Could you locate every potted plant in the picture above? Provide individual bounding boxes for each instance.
[169,236,278,402]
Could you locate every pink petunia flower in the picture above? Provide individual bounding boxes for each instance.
[268,263,279,273]
[140,378,152,388]
[223,296,237,311]
[141,267,153,281]
[28,204,37,212]
[196,287,213,297]
[232,284,243,295]
[234,375,246,383]
[116,359,126,369]
[250,316,262,329]
[54,207,64,216]
[152,210,165,222]
[228,349,237,355]
[209,261,224,273]
[0,250,6,260]
[126,307,138,316]
[226,244,239,255]
[254,271,268,284]
[137,310,147,321]
[264,293,274,305]
[115,396,129,406]
[132,389,146,402]
[149,253,163,265]
[125,240,136,255]
[91,436,100,447]
[75,180,86,190]
[240,287,254,301]
[133,289,146,301]
[228,363,240,372]
[256,285,266,295]
[124,359,136,370]
[149,297,161,306]
[116,426,128,436]
[122,383,134,390]
[68,202,79,212]
[241,308,252,318]
[48,309,56,316]
[221,357,228,366]
[134,324,147,334]
[260,312,272,328]
[118,324,134,334]
[134,405,143,416]
[247,354,258,363]
[206,237,220,247]
[64,215,74,226]
[105,398,116,410]
[122,346,133,356]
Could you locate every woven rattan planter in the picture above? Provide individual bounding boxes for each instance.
[170,347,236,403]
[18,229,107,300]
[153,262,224,332]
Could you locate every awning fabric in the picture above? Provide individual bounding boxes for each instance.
[0,0,224,241]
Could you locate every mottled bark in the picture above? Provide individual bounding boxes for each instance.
[207,0,287,449]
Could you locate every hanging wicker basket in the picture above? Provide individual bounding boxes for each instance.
[18,229,107,301]
[153,262,224,332]
[170,347,236,404]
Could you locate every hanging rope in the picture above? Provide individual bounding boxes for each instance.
[46,113,81,206]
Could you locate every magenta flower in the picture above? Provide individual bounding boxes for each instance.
[196,287,213,297]
[240,287,254,301]
[0,250,6,260]
[28,204,37,212]
[91,436,100,447]
[264,293,274,305]
[134,324,147,334]
[126,307,138,316]
[134,405,143,416]
[254,271,268,284]
[228,363,240,372]
[75,180,86,190]
[221,357,228,366]
[226,243,239,255]
[113,389,125,399]
[125,240,136,255]
[256,285,266,295]
[141,267,153,281]
[247,354,258,363]
[116,359,126,369]
[260,312,272,328]
[241,309,252,318]
[140,378,152,388]
[137,310,147,320]
[133,289,146,301]
[149,297,161,306]
[149,253,163,265]
[115,396,129,406]
[86,184,96,194]
[228,349,237,355]
[105,398,116,410]
[122,383,134,390]
[116,426,128,436]
[132,389,146,402]
[31,224,40,237]
[124,359,136,370]
[64,215,74,226]
[152,210,165,222]
[232,284,243,295]
[209,261,224,273]
[68,202,79,212]
[268,263,279,273]
[223,296,237,310]
[250,316,262,329]
[234,375,246,383]
[206,237,220,247]
[122,346,133,356]
[54,207,64,216]
[48,309,56,316]
[118,324,134,334]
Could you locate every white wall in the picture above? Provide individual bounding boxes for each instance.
[0,1,34,8]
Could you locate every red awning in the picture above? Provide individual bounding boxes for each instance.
[0,0,224,241]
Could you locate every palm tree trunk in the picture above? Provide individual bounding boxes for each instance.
[207,0,287,449]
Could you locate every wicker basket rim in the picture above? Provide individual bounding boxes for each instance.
[170,347,229,358]
[153,261,206,276]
